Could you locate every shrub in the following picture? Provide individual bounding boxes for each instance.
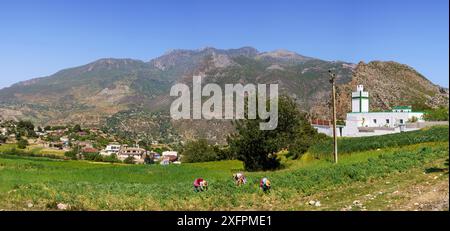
[123,156,135,164]
[64,150,78,160]
[103,154,121,163]
[93,154,104,162]
[408,116,418,123]
[83,152,101,161]
[17,139,29,149]
[424,107,449,121]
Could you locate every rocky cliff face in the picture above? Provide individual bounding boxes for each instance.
[333,61,449,119]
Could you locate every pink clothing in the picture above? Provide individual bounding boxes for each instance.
[194,178,204,187]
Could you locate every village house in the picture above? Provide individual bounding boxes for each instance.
[73,141,93,148]
[117,145,146,163]
[77,131,88,136]
[36,131,47,136]
[152,152,161,161]
[161,151,178,164]
[90,127,100,133]
[82,147,99,154]
[0,127,7,136]
[59,137,70,146]
[47,128,68,136]
[162,150,178,157]
[100,143,121,156]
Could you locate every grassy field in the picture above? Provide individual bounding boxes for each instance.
[0,137,448,210]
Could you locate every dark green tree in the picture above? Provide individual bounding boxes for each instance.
[17,120,34,131]
[143,154,154,164]
[181,139,217,163]
[17,138,29,149]
[72,124,82,133]
[228,95,319,171]
[0,134,7,143]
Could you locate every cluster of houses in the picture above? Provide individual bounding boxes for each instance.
[99,143,179,164]
[0,121,179,165]
[0,124,17,142]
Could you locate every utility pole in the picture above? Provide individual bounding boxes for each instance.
[329,70,338,164]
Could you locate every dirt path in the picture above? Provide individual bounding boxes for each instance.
[396,175,449,211]
[293,158,449,211]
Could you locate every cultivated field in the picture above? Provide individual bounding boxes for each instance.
[0,127,448,211]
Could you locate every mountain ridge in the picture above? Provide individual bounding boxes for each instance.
[0,46,447,143]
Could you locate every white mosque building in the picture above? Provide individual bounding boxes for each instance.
[314,85,425,137]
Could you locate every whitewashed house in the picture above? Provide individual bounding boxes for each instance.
[0,127,7,136]
[117,145,146,163]
[161,151,178,163]
[100,143,121,156]
[162,151,178,157]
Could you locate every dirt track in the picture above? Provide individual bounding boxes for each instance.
[397,175,449,211]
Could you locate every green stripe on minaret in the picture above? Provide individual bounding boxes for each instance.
[359,91,362,112]
[352,96,369,99]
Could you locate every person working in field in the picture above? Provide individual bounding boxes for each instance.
[193,178,208,192]
[260,177,271,192]
[233,172,247,186]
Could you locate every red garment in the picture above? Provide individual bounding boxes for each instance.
[194,178,204,187]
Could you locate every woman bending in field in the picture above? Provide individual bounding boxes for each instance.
[233,172,247,186]
[260,177,271,192]
[193,178,208,192]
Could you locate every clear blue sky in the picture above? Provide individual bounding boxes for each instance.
[0,0,448,89]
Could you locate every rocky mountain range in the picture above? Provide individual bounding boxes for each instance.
[0,47,447,143]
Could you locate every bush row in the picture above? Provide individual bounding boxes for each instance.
[0,147,66,160]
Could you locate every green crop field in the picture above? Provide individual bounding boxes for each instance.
[308,126,449,159]
[0,127,448,211]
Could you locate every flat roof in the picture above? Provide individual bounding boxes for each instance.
[392,106,412,109]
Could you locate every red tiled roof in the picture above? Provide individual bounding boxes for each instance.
[82,147,98,153]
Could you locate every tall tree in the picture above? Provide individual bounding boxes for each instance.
[228,95,318,171]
